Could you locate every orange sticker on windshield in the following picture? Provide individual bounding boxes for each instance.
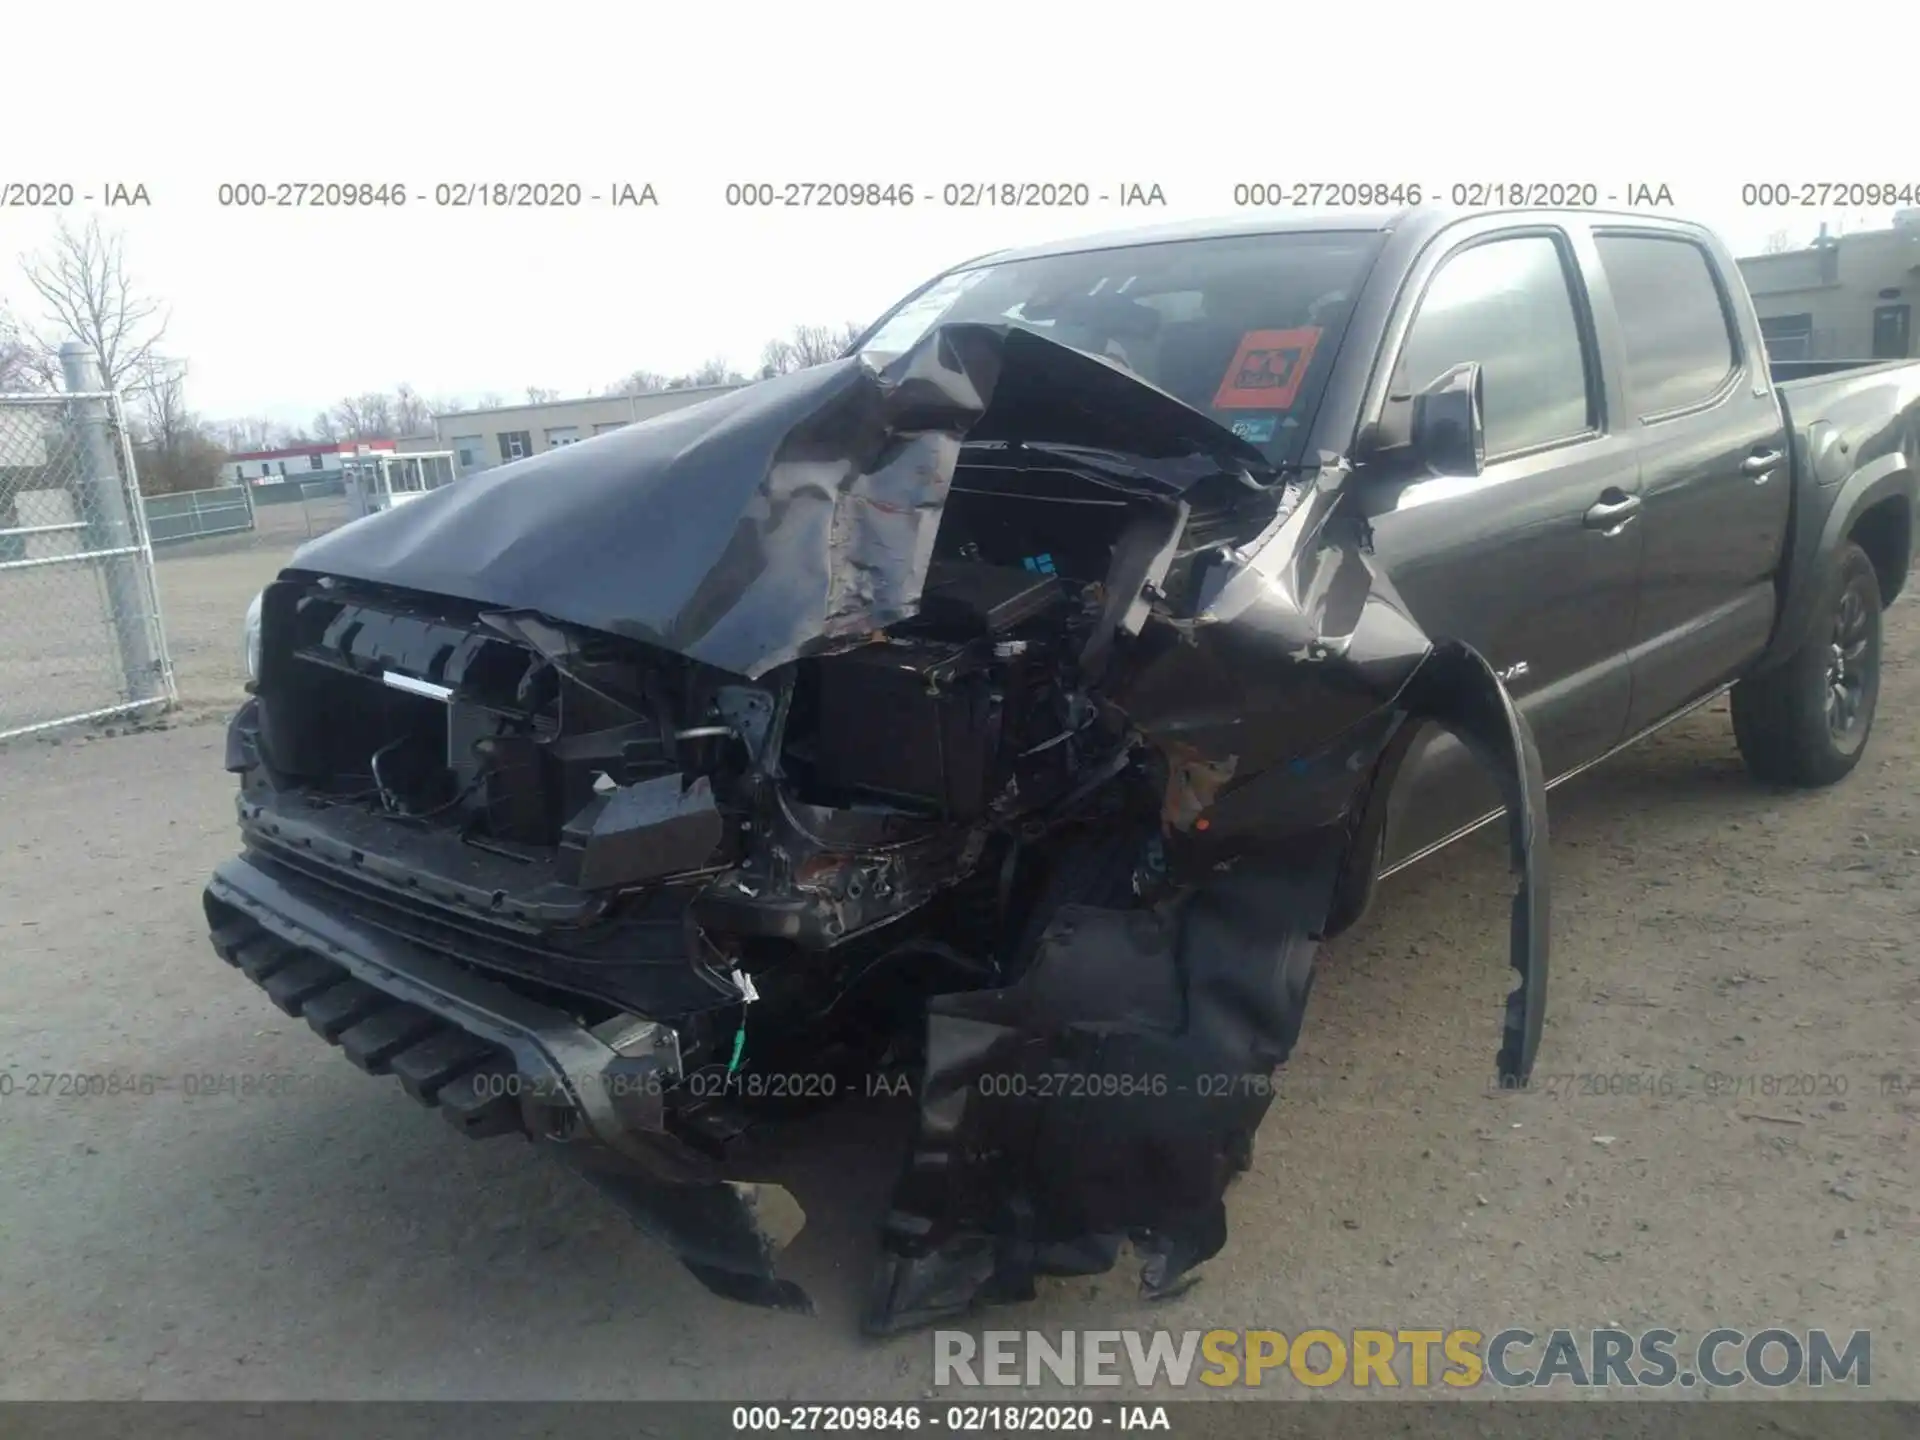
[1212,327,1323,410]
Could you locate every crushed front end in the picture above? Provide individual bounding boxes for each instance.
[206,323,1549,1330]
[212,540,1139,1311]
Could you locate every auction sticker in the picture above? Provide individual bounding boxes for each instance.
[1213,327,1322,409]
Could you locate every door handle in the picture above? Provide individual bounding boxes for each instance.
[1583,493,1641,534]
[1743,449,1784,480]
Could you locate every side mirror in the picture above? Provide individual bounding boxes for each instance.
[1411,362,1485,477]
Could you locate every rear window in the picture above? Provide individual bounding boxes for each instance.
[859,231,1386,466]
[1594,235,1739,416]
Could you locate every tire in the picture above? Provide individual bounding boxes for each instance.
[1731,540,1883,787]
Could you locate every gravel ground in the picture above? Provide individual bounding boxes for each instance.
[0,533,1914,1401]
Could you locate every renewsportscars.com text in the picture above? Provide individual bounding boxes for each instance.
[934,1327,1871,1390]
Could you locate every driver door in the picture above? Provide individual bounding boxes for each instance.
[1347,222,1644,866]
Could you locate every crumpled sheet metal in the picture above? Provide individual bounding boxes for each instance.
[1119,469,1549,1083]
[286,325,1265,682]
[864,494,1552,1333]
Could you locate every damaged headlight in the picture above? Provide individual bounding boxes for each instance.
[243,589,263,681]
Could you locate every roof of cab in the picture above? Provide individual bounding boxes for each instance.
[953,208,1422,271]
[950,205,1711,273]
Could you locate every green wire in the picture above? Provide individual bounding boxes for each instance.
[726,1024,746,1075]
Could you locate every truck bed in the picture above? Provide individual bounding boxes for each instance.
[1771,357,1920,386]
[1771,357,1920,456]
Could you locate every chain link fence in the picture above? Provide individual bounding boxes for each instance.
[144,482,256,545]
[294,478,353,539]
[0,349,176,740]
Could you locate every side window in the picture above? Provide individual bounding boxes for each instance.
[1594,235,1737,416]
[1395,235,1594,458]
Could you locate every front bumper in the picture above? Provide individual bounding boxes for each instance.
[205,852,698,1168]
[203,852,815,1312]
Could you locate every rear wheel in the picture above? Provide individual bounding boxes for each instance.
[1731,541,1882,787]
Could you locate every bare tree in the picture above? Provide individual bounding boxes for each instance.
[18,218,169,391]
[609,369,675,396]
[133,359,193,450]
[760,321,863,377]
[525,386,560,403]
[217,416,281,452]
[671,357,747,388]
[311,410,340,443]
[1761,229,1796,254]
[129,358,226,496]
[0,306,38,391]
[393,383,433,435]
[331,392,396,440]
[609,361,746,394]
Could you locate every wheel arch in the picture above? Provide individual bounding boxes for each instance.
[1849,494,1911,607]
[1762,456,1917,675]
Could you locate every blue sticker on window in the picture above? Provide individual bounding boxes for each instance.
[1229,415,1278,443]
[1022,553,1057,575]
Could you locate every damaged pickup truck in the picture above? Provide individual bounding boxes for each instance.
[206,207,1920,1332]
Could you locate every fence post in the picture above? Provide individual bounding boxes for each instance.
[59,341,165,704]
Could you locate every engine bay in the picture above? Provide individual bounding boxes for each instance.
[241,453,1280,1033]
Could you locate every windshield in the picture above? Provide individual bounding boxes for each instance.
[860,230,1384,465]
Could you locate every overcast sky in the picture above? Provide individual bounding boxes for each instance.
[3,2,1910,428]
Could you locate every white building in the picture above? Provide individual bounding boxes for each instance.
[224,439,397,486]
[1738,210,1920,361]
[431,385,747,475]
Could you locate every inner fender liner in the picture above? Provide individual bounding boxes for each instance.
[865,853,1338,1335]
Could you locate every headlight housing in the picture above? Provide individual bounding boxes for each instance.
[243,589,264,681]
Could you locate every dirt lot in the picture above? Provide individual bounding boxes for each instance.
[0,530,1914,1401]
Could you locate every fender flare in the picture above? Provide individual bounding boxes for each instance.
[1760,453,1917,673]
[1320,641,1549,1082]
[1393,640,1551,1084]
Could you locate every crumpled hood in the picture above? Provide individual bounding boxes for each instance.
[287,324,1270,680]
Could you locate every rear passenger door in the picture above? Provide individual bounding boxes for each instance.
[1351,223,1644,866]
[1588,229,1792,733]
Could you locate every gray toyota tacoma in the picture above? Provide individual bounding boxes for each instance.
[206,206,1920,1332]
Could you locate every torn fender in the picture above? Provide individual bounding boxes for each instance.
[284,326,1268,682]
[1117,469,1549,1080]
[864,556,1550,1335]
[1396,641,1551,1083]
